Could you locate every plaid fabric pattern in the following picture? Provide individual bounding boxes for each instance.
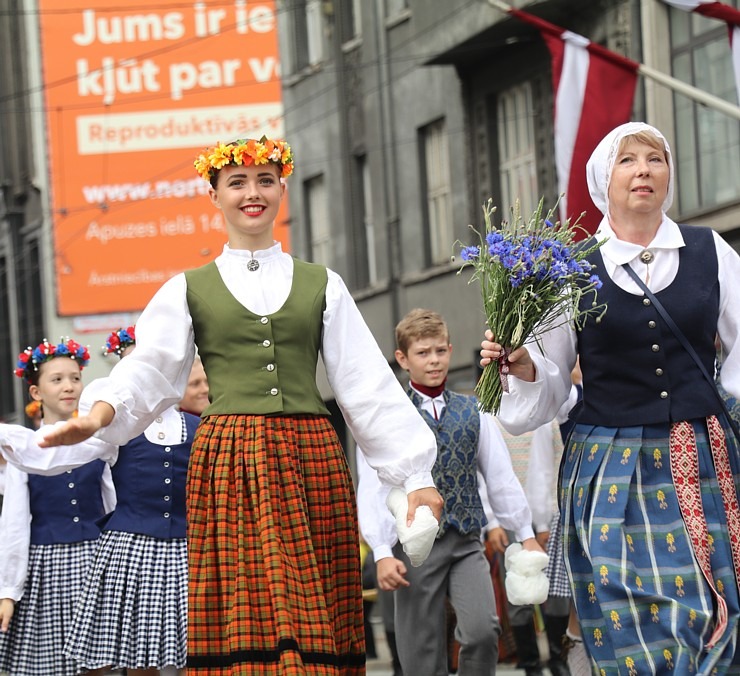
[64,531,188,669]
[187,414,365,674]
[561,418,740,675]
[544,511,571,599]
[0,540,96,675]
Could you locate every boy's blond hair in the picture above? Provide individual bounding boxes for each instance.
[395,308,450,354]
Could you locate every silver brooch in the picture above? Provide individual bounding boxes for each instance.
[247,259,260,272]
[639,250,654,265]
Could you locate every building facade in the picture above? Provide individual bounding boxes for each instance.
[277,0,740,418]
[0,1,47,421]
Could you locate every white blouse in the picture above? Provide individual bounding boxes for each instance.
[499,216,740,433]
[82,242,437,492]
[0,407,186,475]
[0,428,116,601]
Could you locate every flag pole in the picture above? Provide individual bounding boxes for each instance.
[486,0,740,121]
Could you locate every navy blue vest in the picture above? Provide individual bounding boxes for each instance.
[28,460,107,545]
[410,389,486,536]
[105,412,198,539]
[577,225,720,426]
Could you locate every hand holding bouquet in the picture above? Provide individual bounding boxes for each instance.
[457,198,605,414]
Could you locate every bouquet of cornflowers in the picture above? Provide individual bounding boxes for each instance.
[457,198,606,414]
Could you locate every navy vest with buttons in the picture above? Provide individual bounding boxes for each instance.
[410,389,486,536]
[27,460,107,545]
[105,412,198,539]
[577,224,720,427]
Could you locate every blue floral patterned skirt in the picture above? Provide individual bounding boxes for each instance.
[561,416,740,675]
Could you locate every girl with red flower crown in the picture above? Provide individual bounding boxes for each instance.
[0,338,116,676]
[40,137,443,675]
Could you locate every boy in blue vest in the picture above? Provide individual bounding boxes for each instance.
[357,308,544,676]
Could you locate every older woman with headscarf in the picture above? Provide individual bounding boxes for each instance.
[481,122,740,674]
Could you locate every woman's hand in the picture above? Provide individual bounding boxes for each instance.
[38,402,115,447]
[406,486,444,525]
[0,598,15,632]
[480,330,536,383]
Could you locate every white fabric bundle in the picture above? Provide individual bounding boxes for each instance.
[385,488,439,567]
[504,542,550,605]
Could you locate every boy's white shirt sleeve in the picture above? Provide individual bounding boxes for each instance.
[0,423,119,475]
[477,412,534,542]
[0,464,31,600]
[477,471,500,531]
[322,271,436,492]
[356,448,397,561]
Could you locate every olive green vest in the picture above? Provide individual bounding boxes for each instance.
[184,259,330,416]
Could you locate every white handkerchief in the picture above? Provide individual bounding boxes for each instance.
[504,542,550,605]
[386,488,439,567]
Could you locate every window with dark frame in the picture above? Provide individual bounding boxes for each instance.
[340,0,362,44]
[304,174,330,266]
[419,118,453,268]
[669,2,740,214]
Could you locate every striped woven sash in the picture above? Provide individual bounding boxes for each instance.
[670,417,740,648]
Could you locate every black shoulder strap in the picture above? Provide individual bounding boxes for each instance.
[622,262,740,441]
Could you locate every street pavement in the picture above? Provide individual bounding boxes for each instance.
[366,617,533,675]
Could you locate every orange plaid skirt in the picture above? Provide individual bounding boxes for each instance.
[186,414,365,675]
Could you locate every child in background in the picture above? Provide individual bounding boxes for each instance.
[1,327,195,674]
[357,308,544,676]
[0,338,115,676]
[178,356,210,416]
[40,137,443,674]
[484,421,570,676]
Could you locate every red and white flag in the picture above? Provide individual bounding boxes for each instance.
[661,0,740,104]
[507,9,639,235]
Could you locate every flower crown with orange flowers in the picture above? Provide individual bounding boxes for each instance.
[102,326,136,358]
[194,136,294,181]
[14,338,91,383]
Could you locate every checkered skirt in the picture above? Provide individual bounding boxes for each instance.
[64,531,188,669]
[545,510,571,599]
[0,540,97,675]
[186,414,365,675]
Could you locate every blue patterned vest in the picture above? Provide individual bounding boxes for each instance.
[410,389,486,536]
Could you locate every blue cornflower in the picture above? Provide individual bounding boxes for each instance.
[460,246,480,261]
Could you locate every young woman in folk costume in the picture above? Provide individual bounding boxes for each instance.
[0,338,115,676]
[41,137,444,675]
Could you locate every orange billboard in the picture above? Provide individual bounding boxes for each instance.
[38,0,288,315]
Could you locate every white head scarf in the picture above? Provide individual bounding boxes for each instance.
[586,121,675,216]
